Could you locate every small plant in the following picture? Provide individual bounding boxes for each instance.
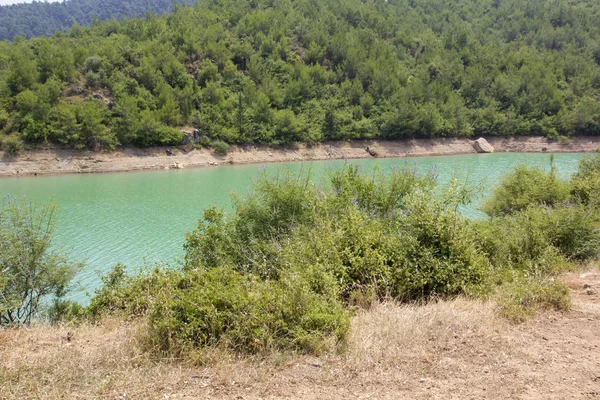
[497,275,570,323]
[211,140,230,156]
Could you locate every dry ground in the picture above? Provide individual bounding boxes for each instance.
[1,268,599,399]
[2,136,600,177]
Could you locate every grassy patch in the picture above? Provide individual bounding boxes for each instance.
[496,274,571,323]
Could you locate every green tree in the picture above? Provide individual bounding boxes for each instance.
[0,197,81,326]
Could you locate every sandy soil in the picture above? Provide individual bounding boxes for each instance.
[1,268,599,399]
[1,136,600,177]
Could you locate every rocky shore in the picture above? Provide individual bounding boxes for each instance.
[1,136,599,177]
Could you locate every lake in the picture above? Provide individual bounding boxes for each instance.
[0,152,585,302]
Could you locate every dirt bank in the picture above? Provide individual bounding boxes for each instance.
[1,136,600,177]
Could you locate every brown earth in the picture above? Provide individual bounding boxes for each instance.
[1,136,600,178]
[1,267,599,399]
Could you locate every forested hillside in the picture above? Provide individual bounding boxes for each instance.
[0,0,194,41]
[1,0,600,151]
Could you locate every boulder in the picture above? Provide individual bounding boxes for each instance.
[366,146,378,157]
[183,129,201,146]
[473,137,494,153]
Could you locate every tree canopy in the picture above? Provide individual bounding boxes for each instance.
[0,0,599,150]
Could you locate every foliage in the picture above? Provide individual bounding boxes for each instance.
[497,274,571,323]
[185,164,490,300]
[0,0,599,149]
[482,164,571,217]
[0,197,80,326]
[0,0,194,41]
[570,152,600,208]
[475,203,599,276]
[147,267,349,355]
[1,135,23,155]
[211,140,230,156]
[85,263,176,318]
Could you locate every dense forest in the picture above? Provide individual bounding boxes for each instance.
[0,0,194,41]
[1,0,600,151]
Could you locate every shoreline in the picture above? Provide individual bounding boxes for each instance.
[1,136,599,178]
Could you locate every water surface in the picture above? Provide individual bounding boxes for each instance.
[0,153,585,302]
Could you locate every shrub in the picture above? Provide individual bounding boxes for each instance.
[211,140,230,156]
[482,164,570,217]
[146,267,349,355]
[570,152,600,208]
[2,134,23,155]
[476,203,599,274]
[135,111,183,147]
[0,197,81,326]
[185,165,489,300]
[497,274,570,322]
[541,203,600,260]
[85,263,177,318]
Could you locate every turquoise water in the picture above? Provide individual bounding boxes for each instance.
[0,153,585,302]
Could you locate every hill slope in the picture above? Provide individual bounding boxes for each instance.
[0,0,194,41]
[0,0,599,151]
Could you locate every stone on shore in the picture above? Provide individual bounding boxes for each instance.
[473,138,494,153]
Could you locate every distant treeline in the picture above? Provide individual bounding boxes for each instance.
[0,0,599,151]
[0,0,194,41]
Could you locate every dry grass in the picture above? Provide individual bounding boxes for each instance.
[347,298,504,365]
[1,281,599,399]
[0,298,503,399]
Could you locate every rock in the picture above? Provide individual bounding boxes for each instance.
[473,138,494,153]
[182,129,201,146]
[166,149,173,156]
[92,93,104,101]
[173,162,184,169]
[366,146,378,157]
[586,288,596,296]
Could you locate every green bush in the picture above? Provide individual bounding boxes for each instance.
[497,274,571,322]
[85,263,176,318]
[146,267,349,355]
[482,164,570,217]
[475,203,599,275]
[211,140,230,156]
[2,134,23,155]
[185,165,489,300]
[541,204,600,260]
[571,152,600,208]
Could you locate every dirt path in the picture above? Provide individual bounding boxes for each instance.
[2,136,600,177]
